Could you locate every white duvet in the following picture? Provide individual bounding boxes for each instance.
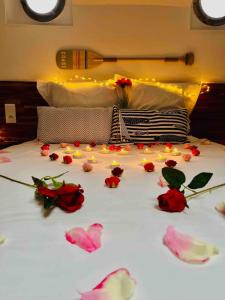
[0,138,225,300]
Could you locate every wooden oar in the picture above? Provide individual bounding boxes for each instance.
[56,49,194,70]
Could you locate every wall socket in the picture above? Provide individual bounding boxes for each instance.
[5,104,16,123]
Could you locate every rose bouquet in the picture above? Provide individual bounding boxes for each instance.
[115,78,132,108]
[0,172,84,216]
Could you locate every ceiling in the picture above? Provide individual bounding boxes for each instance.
[73,0,191,7]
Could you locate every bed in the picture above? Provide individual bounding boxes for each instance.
[0,137,225,300]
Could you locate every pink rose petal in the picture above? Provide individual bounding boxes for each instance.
[0,150,10,154]
[81,268,136,300]
[157,176,168,187]
[0,157,12,163]
[163,226,219,264]
[65,224,103,253]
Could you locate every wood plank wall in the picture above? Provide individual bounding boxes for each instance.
[190,83,225,145]
[0,81,224,148]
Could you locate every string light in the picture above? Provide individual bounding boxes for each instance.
[50,74,210,95]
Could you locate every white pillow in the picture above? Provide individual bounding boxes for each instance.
[37,106,113,144]
[37,81,119,108]
[128,83,185,110]
[113,74,201,113]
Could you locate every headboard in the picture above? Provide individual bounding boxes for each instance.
[0,81,224,148]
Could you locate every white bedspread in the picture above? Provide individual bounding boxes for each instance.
[0,138,225,300]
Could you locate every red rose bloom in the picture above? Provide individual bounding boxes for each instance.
[165,160,177,168]
[49,153,59,161]
[115,146,122,152]
[63,155,73,164]
[56,184,84,213]
[191,148,200,156]
[37,184,84,213]
[165,143,173,149]
[105,176,120,188]
[157,189,188,212]
[41,144,50,151]
[144,162,155,172]
[90,141,97,148]
[136,143,145,150]
[115,78,132,88]
[112,167,124,177]
[109,145,116,151]
[74,141,80,147]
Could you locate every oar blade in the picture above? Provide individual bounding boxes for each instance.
[56,49,103,69]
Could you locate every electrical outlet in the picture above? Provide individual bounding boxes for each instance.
[5,104,16,123]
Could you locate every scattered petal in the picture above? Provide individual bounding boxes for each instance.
[105,176,120,188]
[200,139,211,145]
[0,157,12,163]
[158,176,168,188]
[215,202,225,215]
[83,162,93,172]
[60,143,68,148]
[81,268,136,300]
[182,154,192,162]
[41,150,49,156]
[65,223,103,253]
[163,225,219,264]
[0,234,5,245]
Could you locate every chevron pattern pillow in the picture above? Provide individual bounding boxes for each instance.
[37,106,113,144]
[109,106,190,144]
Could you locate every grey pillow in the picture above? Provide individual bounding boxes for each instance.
[37,106,113,144]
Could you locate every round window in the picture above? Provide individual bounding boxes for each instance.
[193,0,225,26]
[20,0,66,22]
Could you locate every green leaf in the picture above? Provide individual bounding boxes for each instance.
[32,177,44,187]
[51,178,63,189]
[162,167,186,189]
[188,172,213,189]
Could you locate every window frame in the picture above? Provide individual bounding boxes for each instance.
[193,0,225,26]
[20,0,66,22]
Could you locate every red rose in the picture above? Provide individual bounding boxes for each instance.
[56,184,84,213]
[147,143,155,147]
[74,141,80,147]
[136,143,145,150]
[90,141,97,148]
[41,144,50,151]
[115,146,122,152]
[165,160,177,168]
[63,155,73,164]
[105,176,120,188]
[112,167,124,177]
[37,184,84,213]
[191,148,200,156]
[38,186,57,198]
[49,153,59,161]
[144,162,155,172]
[157,189,188,212]
[165,143,173,149]
[109,145,116,151]
[115,78,132,88]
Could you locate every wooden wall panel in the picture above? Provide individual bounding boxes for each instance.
[190,83,225,145]
[0,81,224,148]
[0,81,47,148]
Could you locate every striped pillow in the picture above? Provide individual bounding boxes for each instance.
[109,106,190,144]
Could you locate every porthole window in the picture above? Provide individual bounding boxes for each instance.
[193,0,225,26]
[20,0,66,22]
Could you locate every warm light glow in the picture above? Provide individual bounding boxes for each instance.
[200,0,225,19]
[26,0,58,14]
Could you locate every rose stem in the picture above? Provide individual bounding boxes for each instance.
[186,183,225,200]
[0,175,35,188]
